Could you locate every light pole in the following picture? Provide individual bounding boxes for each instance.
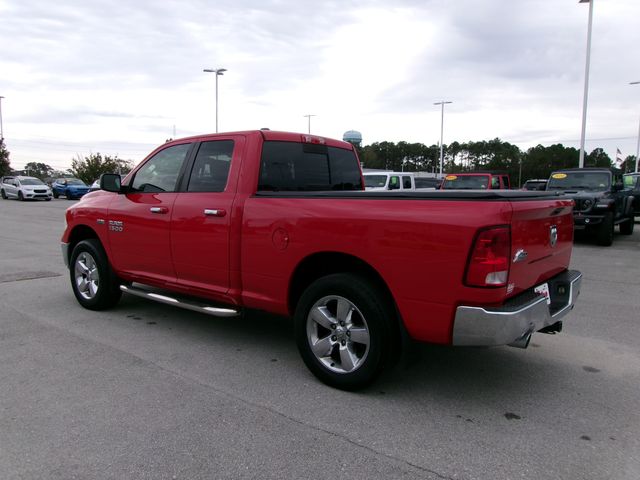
[434,101,452,176]
[0,95,5,140]
[303,114,316,134]
[203,68,227,133]
[578,0,594,168]
[631,81,640,173]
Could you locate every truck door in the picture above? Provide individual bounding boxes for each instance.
[171,138,242,299]
[107,142,192,284]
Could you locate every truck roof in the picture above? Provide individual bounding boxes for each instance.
[163,130,355,150]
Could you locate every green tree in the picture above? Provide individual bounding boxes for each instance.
[24,162,54,180]
[0,138,11,177]
[70,153,133,184]
[585,148,612,168]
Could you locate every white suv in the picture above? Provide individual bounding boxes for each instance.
[1,176,53,201]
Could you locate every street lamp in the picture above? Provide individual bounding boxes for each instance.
[303,114,316,134]
[434,101,452,176]
[631,81,640,173]
[578,0,594,169]
[0,95,5,140]
[203,68,227,133]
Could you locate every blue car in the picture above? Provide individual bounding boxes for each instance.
[52,178,90,200]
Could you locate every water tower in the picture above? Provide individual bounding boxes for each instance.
[343,130,362,147]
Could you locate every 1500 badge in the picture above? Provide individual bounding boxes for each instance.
[108,220,124,232]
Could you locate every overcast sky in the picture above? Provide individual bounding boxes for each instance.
[1,0,639,172]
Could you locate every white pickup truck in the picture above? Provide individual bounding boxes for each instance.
[363,172,416,191]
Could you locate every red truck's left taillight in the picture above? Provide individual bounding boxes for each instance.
[465,226,511,288]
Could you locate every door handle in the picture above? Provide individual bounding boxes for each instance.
[204,209,226,217]
[149,207,168,214]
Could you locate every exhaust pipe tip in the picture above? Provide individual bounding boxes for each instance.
[509,333,532,349]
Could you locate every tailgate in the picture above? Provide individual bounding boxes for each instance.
[507,198,574,298]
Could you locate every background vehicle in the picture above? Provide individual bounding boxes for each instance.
[522,179,548,191]
[88,179,101,192]
[547,168,635,246]
[52,178,90,199]
[623,172,640,216]
[363,172,415,191]
[1,175,53,201]
[414,177,442,190]
[441,172,510,190]
[62,130,581,390]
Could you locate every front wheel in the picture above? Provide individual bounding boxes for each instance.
[53,191,59,198]
[596,212,614,246]
[0,189,6,199]
[294,273,398,390]
[69,239,122,310]
[18,191,24,201]
[619,215,635,235]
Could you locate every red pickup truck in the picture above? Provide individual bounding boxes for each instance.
[61,130,582,389]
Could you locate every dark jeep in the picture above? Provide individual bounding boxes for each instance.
[623,172,640,217]
[546,168,635,246]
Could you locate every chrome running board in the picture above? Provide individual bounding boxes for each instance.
[120,284,240,318]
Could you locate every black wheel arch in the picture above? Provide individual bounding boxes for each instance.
[288,252,399,319]
[67,224,101,260]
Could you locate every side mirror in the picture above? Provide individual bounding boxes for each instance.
[100,173,122,193]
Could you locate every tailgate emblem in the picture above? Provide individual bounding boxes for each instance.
[550,225,558,248]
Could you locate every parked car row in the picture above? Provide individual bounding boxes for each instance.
[363,168,639,247]
[1,176,97,201]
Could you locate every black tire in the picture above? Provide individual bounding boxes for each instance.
[53,191,59,199]
[596,212,614,246]
[69,239,122,310]
[0,189,6,199]
[619,215,635,235]
[294,273,398,390]
[18,191,24,201]
[66,192,75,200]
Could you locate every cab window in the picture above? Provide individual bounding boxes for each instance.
[491,176,500,189]
[402,176,412,189]
[389,176,400,190]
[131,143,191,193]
[187,140,234,192]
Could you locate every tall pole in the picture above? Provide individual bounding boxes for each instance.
[578,0,594,168]
[203,68,227,133]
[0,95,5,140]
[434,101,452,176]
[303,114,316,134]
[631,81,640,173]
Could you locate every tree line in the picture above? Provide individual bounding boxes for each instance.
[355,139,637,186]
[0,143,133,185]
[2,137,637,188]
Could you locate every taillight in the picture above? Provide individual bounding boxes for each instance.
[465,226,511,287]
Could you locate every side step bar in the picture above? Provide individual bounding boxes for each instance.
[120,284,240,318]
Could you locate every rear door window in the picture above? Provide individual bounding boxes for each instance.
[186,140,234,192]
[258,141,362,191]
[402,176,412,189]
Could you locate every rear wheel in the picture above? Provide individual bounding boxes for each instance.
[70,239,122,310]
[294,273,398,390]
[596,212,614,246]
[620,215,635,235]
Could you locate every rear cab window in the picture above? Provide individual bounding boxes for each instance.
[258,141,362,191]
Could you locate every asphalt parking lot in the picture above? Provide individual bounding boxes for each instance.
[1,198,639,480]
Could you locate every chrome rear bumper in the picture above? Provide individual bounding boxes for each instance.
[452,270,582,347]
